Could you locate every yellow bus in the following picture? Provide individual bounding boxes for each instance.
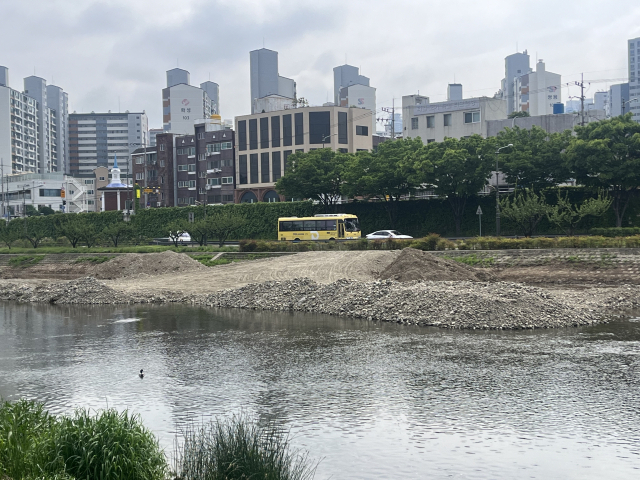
[278,214,361,241]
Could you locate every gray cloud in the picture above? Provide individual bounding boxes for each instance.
[1,0,639,130]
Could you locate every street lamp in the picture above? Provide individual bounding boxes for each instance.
[622,97,639,115]
[321,133,337,149]
[494,144,513,236]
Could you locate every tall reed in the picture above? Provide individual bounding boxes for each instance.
[175,414,317,480]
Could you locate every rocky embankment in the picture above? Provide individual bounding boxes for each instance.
[1,276,639,330]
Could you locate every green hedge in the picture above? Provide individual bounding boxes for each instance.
[590,227,640,237]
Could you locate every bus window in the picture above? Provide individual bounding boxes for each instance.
[344,218,360,232]
[304,220,316,231]
[292,221,303,231]
[279,221,292,231]
[326,220,336,231]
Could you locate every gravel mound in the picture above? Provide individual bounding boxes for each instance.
[0,277,169,304]
[378,248,493,282]
[89,250,207,279]
[196,278,640,329]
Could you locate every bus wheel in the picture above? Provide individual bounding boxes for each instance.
[329,238,336,242]
[293,238,301,243]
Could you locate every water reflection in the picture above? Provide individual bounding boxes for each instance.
[0,302,639,479]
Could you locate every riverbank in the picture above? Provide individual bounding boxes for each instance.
[1,250,639,329]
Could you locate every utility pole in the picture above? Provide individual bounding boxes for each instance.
[0,163,4,222]
[574,73,587,126]
[381,99,396,139]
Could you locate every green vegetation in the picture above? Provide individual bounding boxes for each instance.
[446,254,495,267]
[175,415,317,480]
[8,255,45,267]
[73,256,113,264]
[590,227,640,237]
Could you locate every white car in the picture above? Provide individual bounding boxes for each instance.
[169,232,191,243]
[366,230,413,240]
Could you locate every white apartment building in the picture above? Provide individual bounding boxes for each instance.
[514,60,562,116]
[234,106,373,203]
[628,37,640,122]
[0,67,67,176]
[162,68,218,134]
[69,111,148,180]
[402,86,507,143]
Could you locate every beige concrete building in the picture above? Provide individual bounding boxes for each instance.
[402,88,507,143]
[234,106,373,203]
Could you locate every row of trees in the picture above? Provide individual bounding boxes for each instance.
[275,115,640,233]
[0,208,247,249]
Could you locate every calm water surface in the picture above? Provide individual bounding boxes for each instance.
[0,302,639,479]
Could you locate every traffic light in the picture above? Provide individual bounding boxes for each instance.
[62,200,66,205]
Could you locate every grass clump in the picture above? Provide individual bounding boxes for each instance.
[175,415,317,480]
[446,254,494,267]
[73,256,113,264]
[8,255,45,267]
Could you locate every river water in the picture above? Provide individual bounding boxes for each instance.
[0,301,639,479]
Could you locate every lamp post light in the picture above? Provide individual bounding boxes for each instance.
[622,97,639,115]
[494,144,513,236]
[321,133,337,149]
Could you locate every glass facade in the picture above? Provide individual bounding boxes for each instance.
[338,112,348,144]
[309,111,331,144]
[249,119,258,150]
[295,112,304,145]
[238,154,247,184]
[283,114,292,146]
[272,151,281,181]
[238,120,247,151]
[271,115,281,148]
[250,154,258,183]
[261,152,270,183]
[260,117,269,148]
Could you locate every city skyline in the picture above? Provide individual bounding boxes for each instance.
[1,0,639,130]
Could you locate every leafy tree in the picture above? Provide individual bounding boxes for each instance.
[167,220,189,247]
[275,149,349,211]
[564,114,640,227]
[187,219,209,246]
[102,222,133,247]
[56,215,85,248]
[508,111,531,118]
[417,135,494,235]
[547,189,612,236]
[342,138,426,227]
[23,216,54,248]
[206,209,247,247]
[496,126,571,191]
[24,205,39,217]
[38,205,57,215]
[500,190,551,237]
[0,221,21,249]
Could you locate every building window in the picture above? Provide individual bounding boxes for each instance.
[208,143,221,153]
[427,139,436,143]
[159,144,165,151]
[238,120,247,151]
[188,147,196,156]
[295,112,304,145]
[198,171,207,178]
[84,179,94,184]
[39,189,61,197]
[208,159,220,169]
[221,142,232,150]
[272,151,282,181]
[249,119,258,150]
[260,117,269,148]
[159,160,165,167]
[207,178,221,186]
[99,176,105,181]
[309,111,331,144]
[178,165,188,171]
[197,132,204,140]
[188,164,196,172]
[86,190,94,195]
[271,115,281,148]
[411,117,418,130]
[221,159,233,167]
[178,180,196,188]
[222,194,234,202]
[250,153,258,184]
[356,125,369,136]
[283,114,292,146]
[136,172,144,180]
[261,152,270,183]
[136,157,143,164]
[338,112,348,144]
[444,114,452,127]
[426,116,435,128]
[284,150,292,172]
[221,176,233,184]
[198,153,206,161]
[464,111,480,124]
[160,176,164,184]
[239,154,247,184]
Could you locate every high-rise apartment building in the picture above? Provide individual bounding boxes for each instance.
[500,51,531,115]
[333,65,376,130]
[628,37,640,122]
[514,60,562,116]
[0,67,67,175]
[68,111,148,179]
[162,68,219,134]
[609,83,630,117]
[250,49,296,114]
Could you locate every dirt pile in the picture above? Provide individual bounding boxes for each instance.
[89,250,207,279]
[378,248,493,282]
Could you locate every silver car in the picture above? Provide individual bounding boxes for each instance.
[366,230,413,240]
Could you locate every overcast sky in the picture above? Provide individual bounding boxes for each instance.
[2,0,639,130]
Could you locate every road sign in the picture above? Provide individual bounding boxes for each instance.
[476,206,483,215]
[477,206,483,236]
[143,188,153,193]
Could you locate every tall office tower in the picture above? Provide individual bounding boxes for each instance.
[200,81,220,114]
[609,83,630,117]
[68,111,148,179]
[162,68,216,134]
[447,83,463,101]
[249,48,296,113]
[628,37,640,122]
[0,67,67,174]
[334,64,376,129]
[46,85,69,174]
[501,51,531,115]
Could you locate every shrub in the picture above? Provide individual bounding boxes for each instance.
[175,415,316,480]
[48,408,167,480]
[590,227,640,237]
[8,255,45,267]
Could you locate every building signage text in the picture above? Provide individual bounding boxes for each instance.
[413,99,480,116]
